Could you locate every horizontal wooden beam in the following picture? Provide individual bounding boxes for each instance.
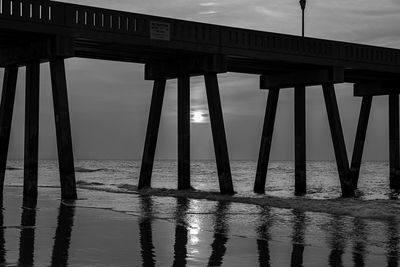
[0,36,74,67]
[260,67,344,89]
[354,82,400,96]
[345,69,400,84]
[145,54,227,80]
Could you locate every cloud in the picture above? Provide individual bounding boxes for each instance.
[199,2,219,7]
[198,10,219,15]
[253,6,287,18]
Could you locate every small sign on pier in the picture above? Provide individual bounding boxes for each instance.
[150,21,170,41]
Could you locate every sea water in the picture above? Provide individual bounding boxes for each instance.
[3,159,392,199]
[2,160,399,266]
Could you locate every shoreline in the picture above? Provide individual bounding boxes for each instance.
[7,184,400,222]
[78,184,400,221]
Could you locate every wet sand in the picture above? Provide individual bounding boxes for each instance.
[0,186,395,266]
[1,187,142,266]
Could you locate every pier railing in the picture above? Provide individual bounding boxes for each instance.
[63,3,220,44]
[0,0,63,24]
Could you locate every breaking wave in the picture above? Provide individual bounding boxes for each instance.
[6,166,21,170]
[76,180,105,186]
[75,167,109,173]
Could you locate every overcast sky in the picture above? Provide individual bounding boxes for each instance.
[2,0,400,160]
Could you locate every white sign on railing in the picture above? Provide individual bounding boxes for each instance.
[150,21,170,41]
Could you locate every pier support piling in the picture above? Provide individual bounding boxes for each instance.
[258,68,345,196]
[322,83,354,197]
[178,76,191,190]
[138,79,166,189]
[49,58,77,200]
[294,85,306,195]
[204,73,234,195]
[389,93,400,190]
[24,61,40,198]
[0,66,18,194]
[142,55,231,194]
[350,96,373,189]
[254,89,280,194]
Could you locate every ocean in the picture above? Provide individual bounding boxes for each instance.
[2,160,399,266]
[3,159,393,199]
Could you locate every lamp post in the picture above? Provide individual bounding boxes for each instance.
[299,0,306,37]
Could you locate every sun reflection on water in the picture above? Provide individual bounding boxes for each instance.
[187,200,203,257]
[189,219,201,245]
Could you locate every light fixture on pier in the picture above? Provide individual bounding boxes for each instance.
[299,0,306,37]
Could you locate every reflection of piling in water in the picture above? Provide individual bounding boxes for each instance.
[387,219,399,267]
[256,207,271,267]
[291,210,306,267]
[139,196,156,267]
[328,216,347,267]
[173,197,189,267]
[208,202,230,267]
[139,219,155,267]
[51,201,75,267]
[18,196,37,266]
[352,218,367,267]
[0,196,5,265]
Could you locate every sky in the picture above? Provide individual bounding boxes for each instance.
[2,0,400,161]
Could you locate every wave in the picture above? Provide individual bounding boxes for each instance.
[76,180,105,186]
[72,184,400,222]
[75,167,109,173]
[117,183,138,191]
[6,166,21,171]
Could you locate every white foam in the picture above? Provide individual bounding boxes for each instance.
[75,184,400,221]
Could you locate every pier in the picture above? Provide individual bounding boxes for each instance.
[1,0,400,199]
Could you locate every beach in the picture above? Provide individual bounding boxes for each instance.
[0,184,396,266]
[1,0,399,264]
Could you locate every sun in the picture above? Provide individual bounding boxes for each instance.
[191,111,206,123]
